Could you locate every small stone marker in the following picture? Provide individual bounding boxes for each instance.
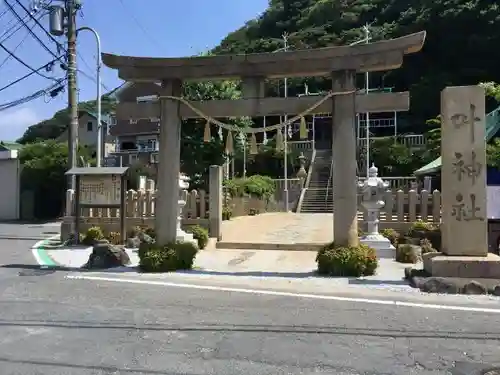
[441,85,488,256]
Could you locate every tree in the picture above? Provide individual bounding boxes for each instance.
[17,95,117,144]
[180,80,251,189]
[20,141,94,219]
[213,0,500,132]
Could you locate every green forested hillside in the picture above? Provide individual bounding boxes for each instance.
[214,0,500,128]
[18,0,500,142]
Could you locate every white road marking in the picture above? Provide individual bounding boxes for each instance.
[31,238,46,266]
[66,274,500,314]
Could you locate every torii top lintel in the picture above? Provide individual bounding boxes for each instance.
[102,31,425,82]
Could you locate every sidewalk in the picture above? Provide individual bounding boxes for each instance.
[35,239,416,288]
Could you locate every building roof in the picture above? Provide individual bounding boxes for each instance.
[65,166,129,175]
[79,109,111,125]
[108,82,131,100]
[0,141,23,151]
[415,105,500,175]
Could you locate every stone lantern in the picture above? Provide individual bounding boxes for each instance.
[176,174,197,245]
[296,152,307,186]
[357,164,394,257]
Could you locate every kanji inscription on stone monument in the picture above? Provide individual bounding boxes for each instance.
[451,151,482,185]
[450,103,481,143]
[441,86,488,256]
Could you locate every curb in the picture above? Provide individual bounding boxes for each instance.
[215,242,323,251]
[32,235,60,267]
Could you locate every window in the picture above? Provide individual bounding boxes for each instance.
[87,121,93,131]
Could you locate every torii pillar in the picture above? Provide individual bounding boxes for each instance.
[332,70,358,246]
[156,79,182,244]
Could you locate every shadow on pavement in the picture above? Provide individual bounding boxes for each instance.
[348,279,408,286]
[0,264,409,286]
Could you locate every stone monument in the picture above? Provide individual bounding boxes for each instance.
[176,174,196,245]
[358,164,395,258]
[425,85,500,277]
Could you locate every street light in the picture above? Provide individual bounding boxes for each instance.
[350,24,371,177]
[273,33,291,211]
[76,26,103,167]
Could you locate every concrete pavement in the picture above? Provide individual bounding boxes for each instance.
[0,271,500,374]
[0,221,60,240]
[1,222,500,373]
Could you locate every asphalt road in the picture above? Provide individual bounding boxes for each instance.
[0,224,500,374]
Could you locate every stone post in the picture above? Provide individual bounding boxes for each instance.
[209,165,223,240]
[441,86,488,256]
[156,79,182,245]
[332,70,358,247]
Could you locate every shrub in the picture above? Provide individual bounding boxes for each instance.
[106,231,121,245]
[396,244,421,263]
[407,220,436,236]
[316,242,378,277]
[127,226,143,239]
[82,226,104,245]
[138,241,199,273]
[249,208,259,216]
[419,238,438,254]
[185,225,209,249]
[222,207,232,221]
[380,228,400,246]
[144,227,156,239]
[223,175,275,200]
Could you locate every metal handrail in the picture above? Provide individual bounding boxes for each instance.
[325,154,334,204]
[296,148,316,212]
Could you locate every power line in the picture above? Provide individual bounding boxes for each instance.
[0,10,46,69]
[117,0,164,50]
[0,55,63,92]
[0,78,66,112]
[0,22,33,69]
[0,7,31,43]
[5,0,62,60]
[0,39,58,81]
[12,0,66,54]
[77,68,111,92]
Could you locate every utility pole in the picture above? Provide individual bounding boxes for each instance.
[66,0,78,189]
[48,0,79,190]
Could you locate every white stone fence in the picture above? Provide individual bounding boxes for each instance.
[61,187,274,237]
[62,186,442,236]
[358,189,442,232]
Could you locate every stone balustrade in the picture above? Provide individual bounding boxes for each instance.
[358,189,442,232]
[62,186,442,238]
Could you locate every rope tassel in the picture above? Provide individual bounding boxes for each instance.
[225,130,234,154]
[203,120,211,142]
[299,116,307,139]
[250,133,258,155]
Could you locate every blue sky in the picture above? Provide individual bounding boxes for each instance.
[0,0,269,141]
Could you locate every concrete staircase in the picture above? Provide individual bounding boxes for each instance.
[299,149,333,213]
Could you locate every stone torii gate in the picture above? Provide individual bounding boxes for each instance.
[102,31,426,247]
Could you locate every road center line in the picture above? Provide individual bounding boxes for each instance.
[66,275,500,314]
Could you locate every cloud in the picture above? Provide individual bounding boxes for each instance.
[0,107,40,141]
